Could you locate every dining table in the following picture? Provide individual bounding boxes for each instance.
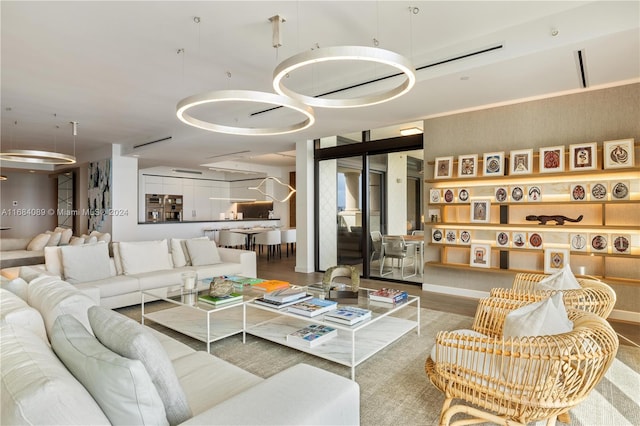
[229,227,271,250]
[386,234,425,275]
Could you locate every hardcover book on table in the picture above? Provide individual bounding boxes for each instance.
[287,298,338,317]
[224,276,266,285]
[264,287,309,303]
[324,306,372,325]
[286,324,337,348]
[251,280,290,292]
[368,288,408,304]
[253,294,313,309]
[198,293,243,306]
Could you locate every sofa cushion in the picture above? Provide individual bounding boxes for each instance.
[51,314,169,425]
[503,292,573,338]
[112,242,124,275]
[27,233,51,251]
[28,276,96,338]
[0,288,48,343]
[44,246,65,278]
[0,323,110,426]
[148,328,195,361]
[1,276,28,301]
[186,239,222,266]
[55,226,73,245]
[45,230,62,246]
[69,236,85,245]
[89,306,192,425]
[536,263,581,291]
[83,274,141,298]
[60,242,111,284]
[136,269,185,291]
[172,351,263,416]
[119,239,172,275]
[90,230,112,243]
[171,237,208,267]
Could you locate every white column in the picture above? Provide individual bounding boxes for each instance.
[295,139,316,273]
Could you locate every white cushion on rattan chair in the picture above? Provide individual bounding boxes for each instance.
[536,264,581,291]
[503,292,573,338]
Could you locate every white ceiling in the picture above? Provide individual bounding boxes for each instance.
[1,1,639,172]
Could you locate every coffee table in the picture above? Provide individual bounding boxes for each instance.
[243,287,420,379]
[141,284,261,353]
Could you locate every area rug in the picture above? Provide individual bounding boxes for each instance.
[117,303,640,426]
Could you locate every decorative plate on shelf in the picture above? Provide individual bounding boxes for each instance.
[443,189,455,203]
[495,187,508,203]
[496,231,509,247]
[529,232,543,249]
[430,189,441,203]
[445,230,457,244]
[612,235,631,254]
[570,233,588,252]
[527,186,542,202]
[591,182,608,200]
[611,181,630,200]
[510,186,524,202]
[512,232,527,248]
[590,234,608,252]
[459,230,471,245]
[432,229,443,243]
[570,184,587,201]
[458,188,469,202]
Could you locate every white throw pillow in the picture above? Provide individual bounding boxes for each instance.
[0,288,48,343]
[186,239,222,266]
[503,292,573,338]
[60,242,112,284]
[90,230,112,243]
[69,236,85,246]
[119,239,172,275]
[55,227,73,245]
[27,233,51,251]
[51,315,169,426]
[1,276,28,301]
[536,264,581,291]
[44,246,64,278]
[171,237,208,267]
[111,242,124,275]
[89,306,192,425]
[45,231,62,246]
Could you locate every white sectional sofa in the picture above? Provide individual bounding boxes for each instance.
[0,275,360,425]
[41,237,257,309]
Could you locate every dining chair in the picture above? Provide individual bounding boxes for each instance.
[280,228,296,257]
[380,235,417,279]
[370,231,383,263]
[254,229,282,260]
[218,230,246,249]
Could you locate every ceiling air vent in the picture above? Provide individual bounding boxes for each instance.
[172,169,202,175]
[574,49,589,88]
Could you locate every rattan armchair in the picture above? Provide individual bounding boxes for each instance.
[490,273,616,318]
[425,297,619,426]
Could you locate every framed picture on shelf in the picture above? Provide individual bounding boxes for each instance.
[483,151,504,176]
[611,181,630,200]
[544,248,570,274]
[590,234,608,253]
[429,189,441,203]
[470,200,490,223]
[495,187,508,203]
[512,232,527,248]
[569,142,598,171]
[457,188,470,203]
[431,229,444,243]
[434,156,454,179]
[529,232,543,249]
[510,185,525,202]
[443,189,455,203]
[539,145,565,173]
[570,233,588,252]
[590,182,608,201]
[509,149,533,175]
[527,185,542,201]
[570,183,588,201]
[496,231,509,247]
[445,230,457,244]
[603,138,635,169]
[470,243,491,268]
[459,230,472,245]
[611,234,631,254]
[458,154,478,178]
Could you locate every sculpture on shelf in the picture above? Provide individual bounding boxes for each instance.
[525,214,583,225]
[210,276,234,297]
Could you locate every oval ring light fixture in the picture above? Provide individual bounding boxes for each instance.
[176,90,315,136]
[273,46,416,108]
[0,149,76,165]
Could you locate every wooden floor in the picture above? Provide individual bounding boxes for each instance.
[256,251,640,347]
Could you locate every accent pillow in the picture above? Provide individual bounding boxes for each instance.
[1,276,28,301]
[171,237,208,267]
[51,315,169,426]
[503,292,573,338]
[45,231,62,246]
[186,239,222,266]
[119,239,172,275]
[27,233,51,251]
[0,288,48,343]
[536,263,581,291]
[111,242,124,275]
[44,246,64,278]
[88,306,192,425]
[90,230,112,243]
[60,242,112,284]
[55,227,73,245]
[69,236,85,246]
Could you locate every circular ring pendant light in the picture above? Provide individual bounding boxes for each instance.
[273,46,416,108]
[176,90,315,136]
[0,149,76,165]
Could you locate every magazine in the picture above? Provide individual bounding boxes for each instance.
[287,298,338,317]
[253,294,313,310]
[286,324,337,348]
[264,287,309,303]
[324,306,372,325]
[368,288,408,304]
[198,293,243,306]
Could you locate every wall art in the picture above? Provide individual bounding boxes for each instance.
[459,230,471,245]
[529,232,543,249]
[510,186,524,202]
[569,142,597,171]
[443,188,455,203]
[470,200,490,223]
[527,185,542,202]
[457,188,469,203]
[496,231,510,247]
[570,233,588,252]
[590,182,608,201]
[512,232,527,248]
[458,154,478,178]
[87,158,112,232]
[495,187,508,203]
[611,234,631,254]
[603,138,635,169]
[470,243,491,268]
[510,149,533,175]
[432,228,444,243]
[539,145,565,173]
[544,248,570,274]
[611,181,630,200]
[445,230,457,244]
[590,234,608,253]
[570,183,588,201]
[434,156,453,179]
[429,189,441,203]
[482,151,504,176]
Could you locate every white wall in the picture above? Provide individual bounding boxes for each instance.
[386,152,408,235]
[295,139,315,273]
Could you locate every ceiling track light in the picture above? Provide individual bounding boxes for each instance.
[272,46,416,108]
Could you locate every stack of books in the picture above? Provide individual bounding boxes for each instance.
[251,280,291,292]
[287,298,338,317]
[254,288,312,309]
[368,288,408,304]
[198,292,243,306]
[324,306,372,325]
[286,324,337,348]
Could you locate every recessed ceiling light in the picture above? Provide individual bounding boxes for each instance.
[400,127,423,136]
